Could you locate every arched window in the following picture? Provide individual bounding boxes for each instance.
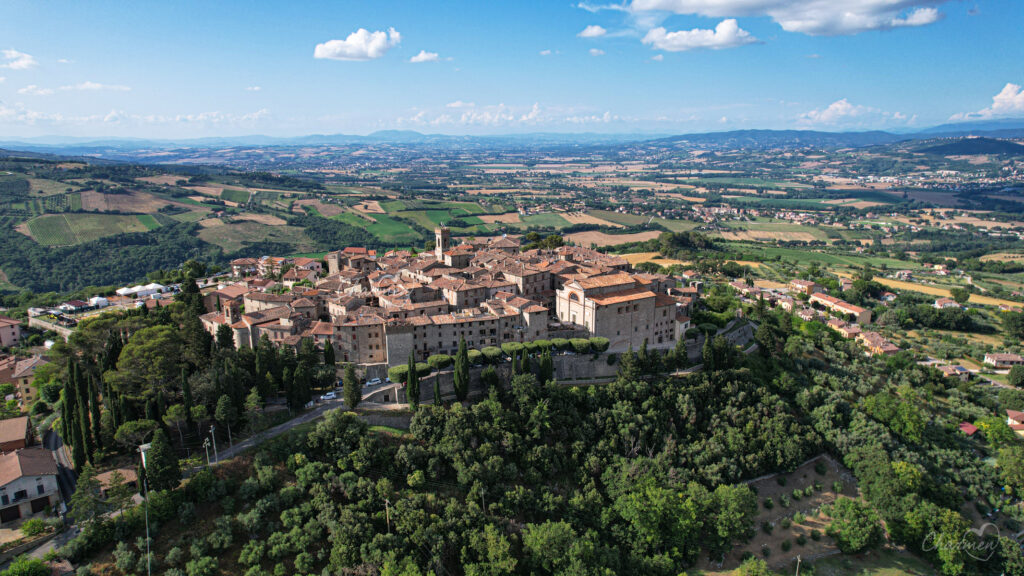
[569,292,580,302]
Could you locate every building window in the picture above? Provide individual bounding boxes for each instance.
[36,485,44,495]
[13,490,26,501]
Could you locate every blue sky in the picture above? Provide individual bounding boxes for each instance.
[1,0,1022,138]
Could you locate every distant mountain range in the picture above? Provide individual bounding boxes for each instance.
[921,137,1024,156]
[1,118,1023,159]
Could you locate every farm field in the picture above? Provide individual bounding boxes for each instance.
[25,213,157,245]
[28,177,77,196]
[365,214,422,244]
[514,212,571,229]
[621,252,689,267]
[220,188,251,204]
[198,221,314,253]
[587,209,650,226]
[566,230,661,247]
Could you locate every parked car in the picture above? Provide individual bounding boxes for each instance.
[365,377,382,387]
[320,392,337,401]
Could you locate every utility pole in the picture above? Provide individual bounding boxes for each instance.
[795,555,801,576]
[385,498,391,534]
[202,438,210,467]
[139,443,152,576]
[210,425,219,464]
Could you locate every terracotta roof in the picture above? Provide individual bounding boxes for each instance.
[11,357,46,379]
[0,447,57,487]
[0,417,28,444]
[96,467,138,488]
[574,272,636,290]
[654,294,678,307]
[1007,409,1024,422]
[309,321,334,336]
[589,287,657,306]
[213,284,250,299]
[959,422,978,436]
[0,317,20,327]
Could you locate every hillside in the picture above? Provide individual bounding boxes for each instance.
[922,137,1024,156]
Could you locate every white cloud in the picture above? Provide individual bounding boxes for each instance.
[1,49,37,70]
[578,25,608,38]
[60,81,131,92]
[797,98,911,126]
[409,50,440,63]
[589,48,605,56]
[950,83,1024,120]
[57,58,72,64]
[17,85,53,96]
[446,100,475,108]
[642,19,756,51]
[539,49,553,56]
[246,86,262,92]
[629,0,948,36]
[396,103,622,128]
[313,28,401,61]
[0,77,5,83]
[651,54,664,61]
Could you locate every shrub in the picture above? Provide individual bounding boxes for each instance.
[763,497,774,510]
[606,353,617,365]
[481,346,503,363]
[810,529,821,541]
[500,342,525,356]
[524,341,540,353]
[803,486,814,498]
[761,545,771,558]
[186,556,219,576]
[761,521,773,534]
[814,481,822,491]
[815,461,828,475]
[113,542,137,573]
[165,546,185,567]
[387,365,409,384]
[467,349,483,364]
[533,339,552,351]
[781,540,792,552]
[426,354,452,370]
[793,512,805,524]
[569,338,591,354]
[780,518,791,529]
[780,494,790,508]
[776,476,787,486]
[833,481,843,493]
[550,338,570,351]
[796,534,807,546]
[20,518,47,537]
[791,489,802,501]
[589,337,610,353]
[414,362,431,378]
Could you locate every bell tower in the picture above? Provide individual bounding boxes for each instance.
[435,225,450,261]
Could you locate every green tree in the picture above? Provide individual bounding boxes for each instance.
[215,324,235,350]
[480,365,499,393]
[163,403,189,445]
[1010,365,1024,389]
[323,341,336,367]
[0,555,50,576]
[950,287,970,304]
[342,363,360,410]
[537,348,554,384]
[826,497,882,553]
[407,352,420,411]
[69,463,105,527]
[433,377,442,406]
[618,345,641,382]
[114,419,159,450]
[144,428,181,492]
[244,386,264,433]
[463,523,517,576]
[105,469,134,517]
[215,394,237,447]
[453,338,470,402]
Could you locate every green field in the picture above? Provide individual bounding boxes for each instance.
[332,211,372,227]
[198,221,315,253]
[399,209,483,229]
[26,214,76,245]
[28,177,78,196]
[26,213,155,245]
[516,213,571,229]
[656,218,700,232]
[797,548,934,575]
[730,243,926,270]
[697,177,812,190]
[168,208,211,223]
[136,214,162,230]
[722,219,832,241]
[221,188,251,204]
[365,214,422,244]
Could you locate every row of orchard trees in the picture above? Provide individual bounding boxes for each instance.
[51,276,339,472]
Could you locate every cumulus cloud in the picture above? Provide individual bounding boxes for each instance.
[246,86,262,91]
[651,54,664,61]
[797,98,909,126]
[950,83,1024,120]
[396,103,621,128]
[446,100,475,108]
[629,0,948,36]
[314,28,401,61]
[589,48,605,56]
[1,49,37,70]
[578,25,608,37]
[539,49,553,56]
[798,99,866,124]
[60,81,131,92]
[642,19,756,51]
[17,85,53,96]
[409,50,440,63]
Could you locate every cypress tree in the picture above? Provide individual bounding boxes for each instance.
[519,348,528,374]
[182,367,194,428]
[323,342,336,367]
[433,378,442,406]
[407,352,420,411]
[510,349,518,375]
[342,363,360,410]
[89,377,102,452]
[538,349,554,384]
[453,337,469,402]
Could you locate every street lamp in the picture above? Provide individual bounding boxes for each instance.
[202,438,211,467]
[209,425,218,464]
[138,443,152,576]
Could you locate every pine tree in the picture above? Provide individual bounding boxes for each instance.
[342,363,360,410]
[215,395,236,447]
[216,324,235,350]
[618,345,641,382]
[244,387,264,433]
[407,352,420,411]
[182,367,194,429]
[702,333,714,371]
[453,337,469,402]
[144,429,181,492]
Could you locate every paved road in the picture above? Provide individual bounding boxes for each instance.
[43,430,75,503]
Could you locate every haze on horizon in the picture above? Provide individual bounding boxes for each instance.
[1,0,1023,139]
